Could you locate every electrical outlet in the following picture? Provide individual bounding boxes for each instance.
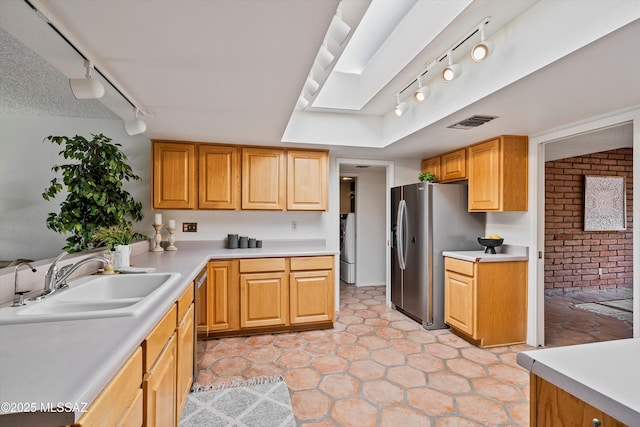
[598,267,603,277]
[183,222,197,232]
[291,220,297,231]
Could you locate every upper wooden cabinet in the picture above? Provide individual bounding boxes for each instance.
[152,141,196,209]
[242,147,287,210]
[440,148,467,182]
[420,156,441,182]
[152,141,328,211]
[287,149,329,211]
[198,145,240,209]
[467,135,528,212]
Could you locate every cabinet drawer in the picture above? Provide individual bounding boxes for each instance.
[445,257,475,276]
[177,282,194,322]
[290,256,333,271]
[240,258,286,273]
[144,305,177,372]
[77,347,142,427]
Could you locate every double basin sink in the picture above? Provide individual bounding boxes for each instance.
[0,273,181,325]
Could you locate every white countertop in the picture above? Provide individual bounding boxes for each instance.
[517,338,640,426]
[0,239,335,425]
[443,244,529,262]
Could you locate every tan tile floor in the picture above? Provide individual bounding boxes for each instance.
[544,287,633,347]
[196,284,534,426]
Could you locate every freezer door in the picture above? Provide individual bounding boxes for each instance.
[402,183,432,324]
[390,186,403,308]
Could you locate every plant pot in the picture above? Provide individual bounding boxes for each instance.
[113,244,131,270]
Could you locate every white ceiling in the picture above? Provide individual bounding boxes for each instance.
[1,0,639,161]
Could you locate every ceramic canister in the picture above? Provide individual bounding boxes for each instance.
[227,234,238,249]
[239,236,249,248]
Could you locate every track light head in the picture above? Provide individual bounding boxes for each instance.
[296,95,309,110]
[413,77,430,103]
[442,53,462,82]
[394,94,408,117]
[304,76,320,97]
[124,108,146,136]
[69,60,105,99]
[471,23,493,62]
[316,43,335,70]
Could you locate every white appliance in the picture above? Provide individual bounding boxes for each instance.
[340,213,356,284]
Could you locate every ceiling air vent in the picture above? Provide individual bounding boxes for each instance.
[447,115,498,130]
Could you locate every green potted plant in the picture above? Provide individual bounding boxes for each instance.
[418,171,437,183]
[42,133,144,253]
[92,225,147,270]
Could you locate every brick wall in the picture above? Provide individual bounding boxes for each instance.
[545,148,633,290]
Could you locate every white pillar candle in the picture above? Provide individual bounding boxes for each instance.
[168,219,176,229]
[155,213,162,225]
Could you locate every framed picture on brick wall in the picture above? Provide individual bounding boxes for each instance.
[584,175,626,231]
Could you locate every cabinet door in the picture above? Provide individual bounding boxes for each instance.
[144,335,177,427]
[152,141,196,209]
[532,376,626,427]
[176,304,194,422]
[198,145,240,209]
[420,156,441,182]
[444,270,475,336]
[290,270,334,324]
[440,149,466,182]
[242,147,286,210]
[240,272,288,328]
[77,347,143,427]
[287,150,328,211]
[200,260,239,332]
[468,138,501,211]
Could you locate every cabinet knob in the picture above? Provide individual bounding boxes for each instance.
[592,418,601,427]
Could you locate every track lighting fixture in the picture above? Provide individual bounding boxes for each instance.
[69,60,105,99]
[328,2,351,45]
[124,108,147,136]
[441,52,462,82]
[413,77,430,103]
[471,22,493,62]
[394,94,408,117]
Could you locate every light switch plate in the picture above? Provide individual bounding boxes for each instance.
[183,222,197,232]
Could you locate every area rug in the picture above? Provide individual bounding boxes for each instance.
[179,375,296,427]
[574,299,633,324]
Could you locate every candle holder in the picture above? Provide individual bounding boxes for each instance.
[166,227,177,251]
[152,224,164,252]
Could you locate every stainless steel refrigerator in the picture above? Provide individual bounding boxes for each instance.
[391,182,485,329]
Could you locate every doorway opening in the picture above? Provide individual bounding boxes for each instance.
[543,123,634,347]
[337,159,393,295]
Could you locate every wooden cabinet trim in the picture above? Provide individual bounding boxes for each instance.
[143,304,177,372]
[239,257,286,273]
[177,282,194,322]
[290,256,333,271]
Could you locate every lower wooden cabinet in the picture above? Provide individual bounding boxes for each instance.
[444,257,527,347]
[530,374,626,427]
[240,258,288,328]
[176,285,195,423]
[198,256,335,337]
[198,260,239,333]
[75,284,195,427]
[143,335,177,427]
[76,347,143,427]
[290,256,334,324]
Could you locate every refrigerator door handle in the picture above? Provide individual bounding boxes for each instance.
[397,199,407,270]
